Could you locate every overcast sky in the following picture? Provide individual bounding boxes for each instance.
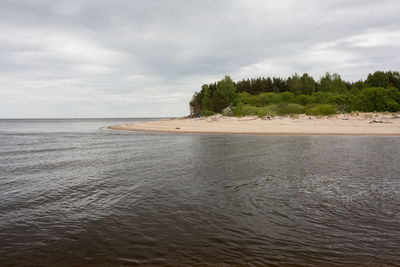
[1,0,399,118]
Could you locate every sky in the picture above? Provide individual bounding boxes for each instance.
[1,0,400,118]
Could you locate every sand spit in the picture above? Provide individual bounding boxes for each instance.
[108,113,400,136]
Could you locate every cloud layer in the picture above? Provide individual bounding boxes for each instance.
[1,0,399,117]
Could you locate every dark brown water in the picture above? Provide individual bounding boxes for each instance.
[1,119,400,266]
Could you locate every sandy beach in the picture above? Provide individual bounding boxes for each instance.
[108,113,400,136]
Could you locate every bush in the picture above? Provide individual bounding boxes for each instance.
[258,93,282,105]
[305,104,337,115]
[233,104,270,117]
[336,104,350,113]
[296,94,315,105]
[276,103,305,115]
[357,87,400,112]
[265,104,279,113]
[312,91,330,103]
[200,109,216,116]
[327,95,348,105]
[280,92,295,103]
[235,92,260,106]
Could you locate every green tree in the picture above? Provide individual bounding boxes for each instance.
[272,77,287,92]
[355,87,400,112]
[213,76,236,112]
[299,73,316,95]
[200,84,211,111]
[190,70,400,116]
[387,71,400,89]
[350,80,364,95]
[210,90,228,112]
[265,77,274,92]
[189,91,203,116]
[287,73,301,95]
[319,73,347,93]
[236,79,252,93]
[366,71,390,88]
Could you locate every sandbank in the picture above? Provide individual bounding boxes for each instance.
[108,113,400,136]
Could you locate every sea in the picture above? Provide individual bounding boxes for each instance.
[0,118,399,266]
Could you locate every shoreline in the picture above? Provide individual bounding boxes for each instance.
[108,113,400,136]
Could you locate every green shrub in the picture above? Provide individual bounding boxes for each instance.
[336,104,350,113]
[258,93,270,106]
[258,93,282,105]
[233,104,270,117]
[270,93,283,103]
[353,87,400,112]
[296,94,315,105]
[312,91,330,103]
[265,104,278,113]
[305,104,337,115]
[280,91,295,103]
[276,103,305,115]
[327,95,348,105]
[200,109,216,116]
[255,108,269,117]
[235,92,258,106]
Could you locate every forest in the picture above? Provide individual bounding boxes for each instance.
[189,71,400,117]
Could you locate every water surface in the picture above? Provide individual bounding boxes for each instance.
[1,119,399,266]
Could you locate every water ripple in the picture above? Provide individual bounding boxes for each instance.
[1,120,400,266]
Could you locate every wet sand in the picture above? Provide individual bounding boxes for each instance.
[108,113,400,136]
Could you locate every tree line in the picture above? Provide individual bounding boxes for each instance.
[189,71,400,117]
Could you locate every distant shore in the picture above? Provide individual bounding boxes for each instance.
[108,113,400,136]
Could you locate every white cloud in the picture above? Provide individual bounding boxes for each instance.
[0,0,399,117]
[347,30,400,47]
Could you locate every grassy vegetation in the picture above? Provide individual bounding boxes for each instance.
[189,71,400,117]
[200,109,216,116]
[233,103,270,117]
[305,104,337,116]
[276,103,305,115]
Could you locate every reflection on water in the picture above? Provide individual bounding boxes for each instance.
[0,119,400,266]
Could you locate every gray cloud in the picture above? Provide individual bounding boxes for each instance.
[1,0,400,117]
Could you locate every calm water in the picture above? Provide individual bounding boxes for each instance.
[1,119,400,266]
